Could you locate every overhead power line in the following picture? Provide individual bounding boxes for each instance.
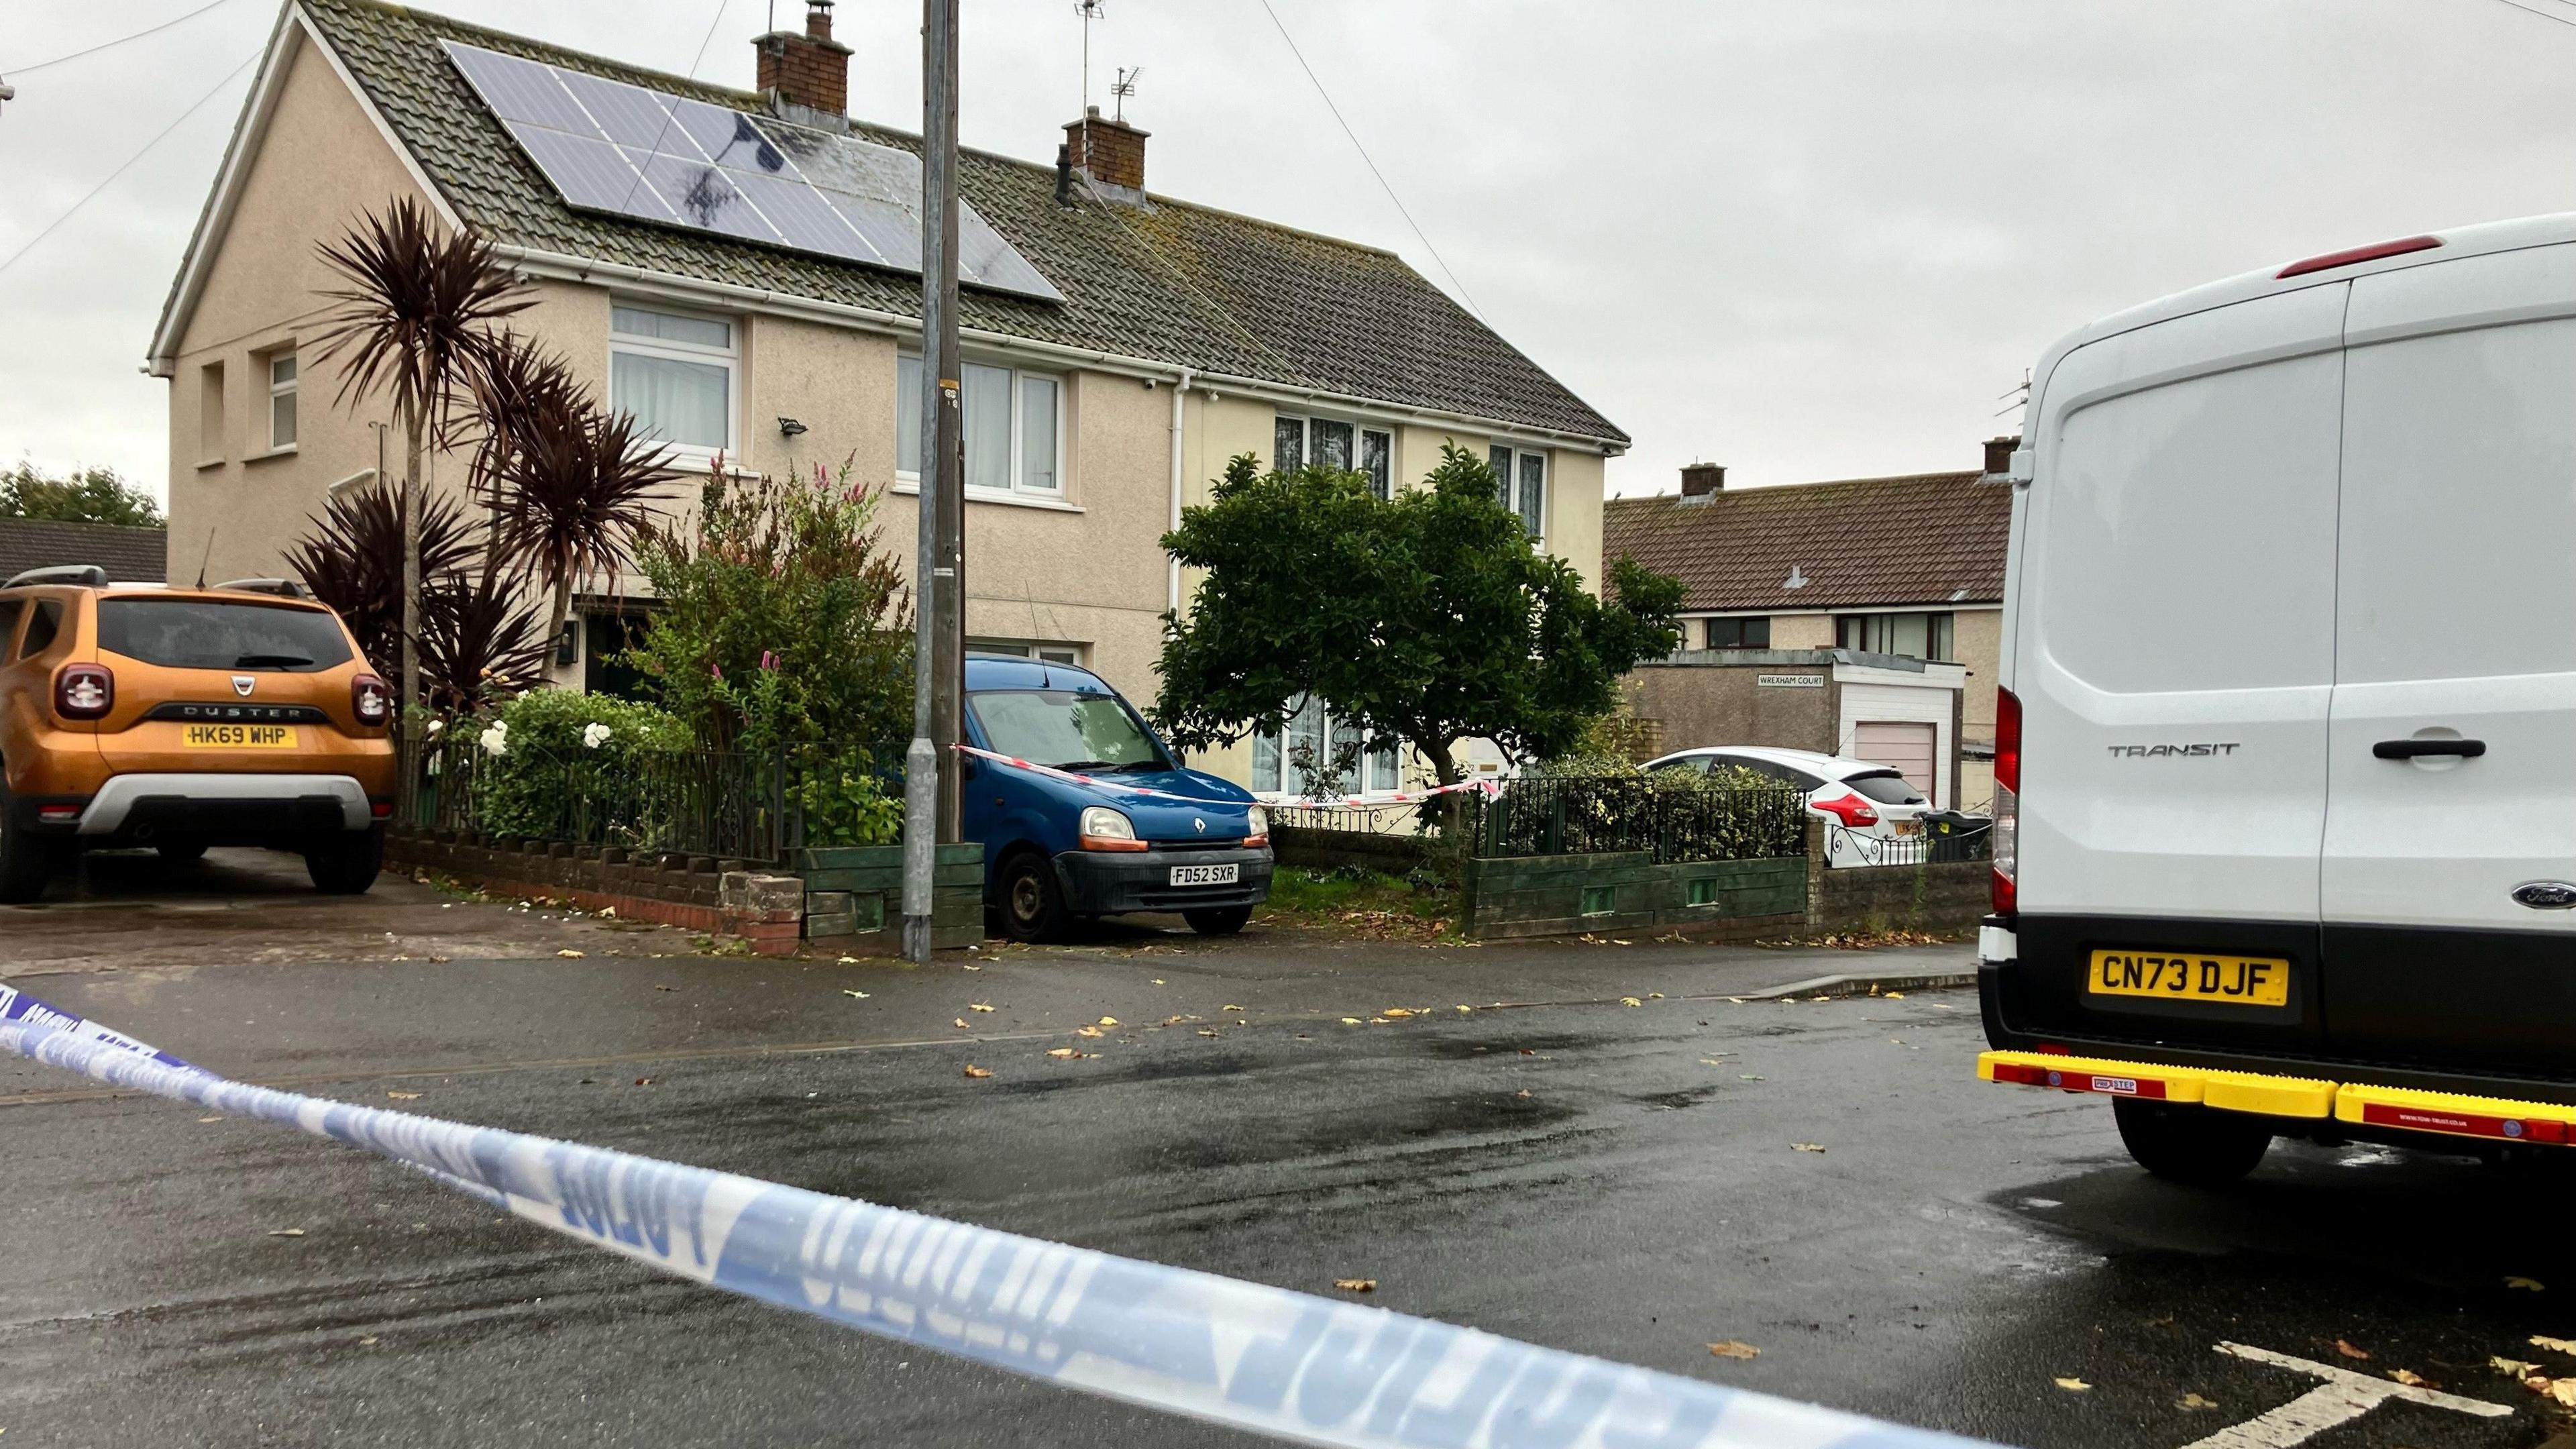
[0,51,259,278]
[7,0,251,76]
[1251,0,1489,325]
[610,0,736,216]
[2484,0,2576,29]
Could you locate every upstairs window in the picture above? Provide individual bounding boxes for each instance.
[266,352,298,450]
[610,305,735,455]
[1703,616,1770,650]
[1489,443,1546,542]
[1838,611,1953,661]
[900,356,1063,497]
[1276,414,1393,498]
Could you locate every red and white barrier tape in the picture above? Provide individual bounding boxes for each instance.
[953,744,1497,812]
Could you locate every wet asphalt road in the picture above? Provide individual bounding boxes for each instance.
[5,868,2576,1448]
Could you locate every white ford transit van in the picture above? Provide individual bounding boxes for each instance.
[1978,219,2576,1184]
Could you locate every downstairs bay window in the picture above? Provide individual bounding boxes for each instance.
[1250,697,1401,798]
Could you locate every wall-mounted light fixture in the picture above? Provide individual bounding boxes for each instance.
[777,416,808,437]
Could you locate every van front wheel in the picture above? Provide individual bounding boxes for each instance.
[2112,1097,2273,1186]
[998,853,1071,943]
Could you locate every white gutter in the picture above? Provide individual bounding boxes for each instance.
[1167,367,1191,614]
[490,245,1629,455]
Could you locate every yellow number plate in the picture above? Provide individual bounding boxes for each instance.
[182,724,299,749]
[2088,950,2290,1007]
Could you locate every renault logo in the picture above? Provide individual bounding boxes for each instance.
[231,676,256,698]
[1193,816,1206,833]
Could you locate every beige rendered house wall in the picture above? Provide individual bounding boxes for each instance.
[165,32,431,591]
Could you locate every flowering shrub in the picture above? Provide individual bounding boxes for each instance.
[472,688,690,841]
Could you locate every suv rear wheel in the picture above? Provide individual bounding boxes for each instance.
[307,825,384,896]
[0,780,56,904]
[2112,1097,2274,1186]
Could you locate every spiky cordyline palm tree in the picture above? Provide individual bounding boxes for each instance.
[492,379,675,667]
[311,199,532,756]
[282,480,473,671]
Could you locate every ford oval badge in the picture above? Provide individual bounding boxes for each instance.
[2512,881,2576,910]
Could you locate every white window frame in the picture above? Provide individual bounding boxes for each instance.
[1275,413,1394,498]
[1488,441,1548,545]
[608,302,739,468]
[967,637,1083,665]
[1249,696,1405,801]
[898,352,1067,501]
[264,349,299,452]
[1837,610,1955,663]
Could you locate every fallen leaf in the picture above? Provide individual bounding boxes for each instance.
[197,1114,223,1123]
[1367,1017,1390,1025]
[557,949,584,959]
[843,989,870,1000]
[385,1090,421,1101]
[1456,1005,1473,1014]
[2493,1356,2542,1377]
[2551,1379,2576,1409]
[963,1065,992,1079]
[2532,1335,2576,1354]
[633,1077,654,1086]
[2054,1377,2090,1393]
[2337,1339,2372,1361]
[1333,1279,1377,1293]
[1619,997,1644,1008]
[1792,1142,1826,1153]
[1224,1004,1246,1013]
[1150,979,1165,985]
[953,1018,969,1029]
[359,1335,380,1346]
[969,1003,996,1013]
[1699,1057,1732,1067]
[1727,996,1748,1004]
[654,984,676,992]
[1611,939,1633,947]
[1046,1048,1081,1059]
[1379,1006,1410,1017]
[1340,1017,1363,1026]
[1884,991,1907,1000]
[1076,1026,1104,1038]
[2387,1368,2428,1387]
[1741,1074,1766,1081]
[1097,1016,1119,1026]
[1514,1089,1532,1098]
[838,956,859,965]
[2509,1277,2548,1292]
[1197,1028,1221,1037]
[1647,991,1664,998]
[2178,1393,2218,1411]
[961,963,983,971]
[268,1228,305,1237]
[1519,1048,1537,1056]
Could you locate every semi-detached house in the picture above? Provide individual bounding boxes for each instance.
[153,0,1628,800]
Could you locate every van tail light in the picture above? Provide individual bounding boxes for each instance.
[1812,792,1880,828]
[1992,686,2021,916]
[54,664,113,720]
[352,673,391,727]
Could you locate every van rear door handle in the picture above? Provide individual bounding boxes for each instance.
[2373,739,2486,760]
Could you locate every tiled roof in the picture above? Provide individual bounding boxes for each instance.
[0,520,168,584]
[1604,471,2011,612]
[290,0,1626,446]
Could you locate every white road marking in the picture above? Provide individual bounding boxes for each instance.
[2182,1342,2512,1449]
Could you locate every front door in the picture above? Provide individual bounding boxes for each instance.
[2320,246,2576,1074]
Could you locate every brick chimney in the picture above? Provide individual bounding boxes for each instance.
[757,0,851,122]
[1983,435,2021,477]
[1679,462,1727,497]
[1064,107,1149,195]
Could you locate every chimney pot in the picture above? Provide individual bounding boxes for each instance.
[1679,462,1726,497]
[1983,435,2021,478]
[806,0,833,39]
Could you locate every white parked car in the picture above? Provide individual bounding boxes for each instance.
[1642,745,1931,867]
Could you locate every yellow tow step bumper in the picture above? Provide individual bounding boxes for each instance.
[1981,1051,2575,1142]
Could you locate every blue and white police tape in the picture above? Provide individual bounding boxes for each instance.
[1,989,1983,1449]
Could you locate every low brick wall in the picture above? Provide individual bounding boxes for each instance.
[1809,851,1989,936]
[386,828,806,953]
[792,844,983,953]
[1463,851,1807,941]
[1271,824,1435,878]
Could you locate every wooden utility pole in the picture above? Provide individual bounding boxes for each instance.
[902,0,964,963]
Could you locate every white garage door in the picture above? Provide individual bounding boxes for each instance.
[1854,721,1937,800]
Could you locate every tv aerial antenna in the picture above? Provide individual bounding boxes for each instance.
[1077,0,1105,116]
[1110,65,1140,122]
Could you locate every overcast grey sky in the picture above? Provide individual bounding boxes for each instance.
[4,0,2574,502]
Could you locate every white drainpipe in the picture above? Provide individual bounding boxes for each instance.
[1167,368,1192,614]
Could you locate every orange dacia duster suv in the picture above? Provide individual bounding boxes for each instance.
[0,566,396,903]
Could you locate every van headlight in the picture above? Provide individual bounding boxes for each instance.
[1079,806,1144,851]
[1244,804,1269,845]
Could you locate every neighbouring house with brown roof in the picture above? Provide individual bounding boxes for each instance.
[1605,438,2016,809]
[152,0,1626,800]
[0,520,168,586]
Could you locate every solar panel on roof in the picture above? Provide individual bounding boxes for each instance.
[443,41,1063,303]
